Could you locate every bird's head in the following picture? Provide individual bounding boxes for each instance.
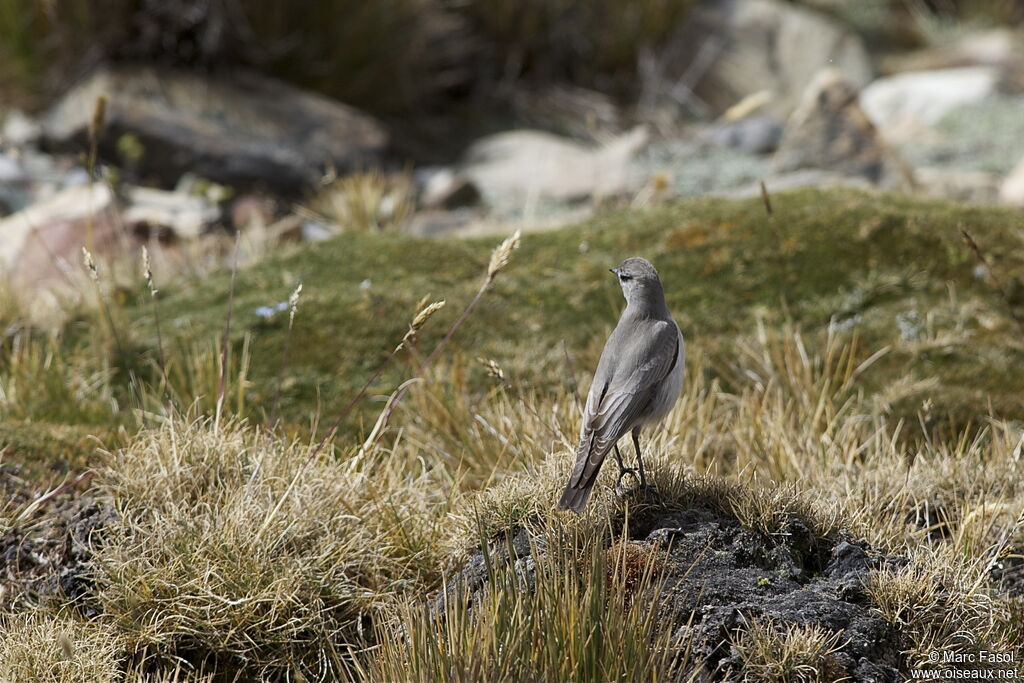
[610,257,663,306]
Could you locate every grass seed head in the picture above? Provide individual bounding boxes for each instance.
[487,229,521,283]
[81,247,98,282]
[403,299,446,346]
[288,283,302,324]
[478,357,506,382]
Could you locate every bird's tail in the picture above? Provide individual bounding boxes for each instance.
[556,437,605,512]
[556,474,599,512]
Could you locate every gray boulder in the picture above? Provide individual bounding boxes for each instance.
[672,0,873,118]
[708,114,784,154]
[42,65,388,192]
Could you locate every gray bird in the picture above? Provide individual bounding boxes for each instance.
[557,257,685,512]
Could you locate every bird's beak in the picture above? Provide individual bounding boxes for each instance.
[609,268,619,276]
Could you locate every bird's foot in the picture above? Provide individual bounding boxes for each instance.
[615,467,643,494]
[615,468,660,505]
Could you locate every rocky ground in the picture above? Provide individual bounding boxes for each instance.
[439,502,909,681]
[0,471,108,613]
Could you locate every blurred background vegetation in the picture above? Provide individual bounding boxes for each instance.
[3,0,1023,116]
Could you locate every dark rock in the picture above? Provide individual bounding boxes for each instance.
[42,65,388,192]
[431,527,537,616]
[652,512,902,681]
[774,68,912,188]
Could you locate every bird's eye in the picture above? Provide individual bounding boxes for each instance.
[619,274,632,281]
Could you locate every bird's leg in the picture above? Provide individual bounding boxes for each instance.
[613,444,626,474]
[613,443,641,490]
[632,428,647,489]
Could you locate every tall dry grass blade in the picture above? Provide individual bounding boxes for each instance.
[82,247,142,411]
[379,230,521,427]
[215,231,241,432]
[142,245,170,407]
[12,470,94,528]
[268,283,303,430]
[759,179,773,217]
[85,95,106,252]
[307,297,446,455]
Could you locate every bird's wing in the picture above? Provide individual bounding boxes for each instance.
[566,319,680,491]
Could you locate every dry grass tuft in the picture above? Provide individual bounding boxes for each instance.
[307,170,415,234]
[0,609,125,683]
[867,548,1019,662]
[92,416,450,678]
[370,522,681,682]
[731,617,846,683]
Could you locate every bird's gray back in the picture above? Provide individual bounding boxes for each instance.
[588,312,678,406]
[577,311,680,451]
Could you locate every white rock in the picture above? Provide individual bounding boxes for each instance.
[956,29,1019,66]
[418,168,481,209]
[0,153,25,185]
[301,221,333,242]
[882,28,1022,73]
[462,126,649,202]
[0,184,113,269]
[1,110,42,147]
[859,66,1000,137]
[999,157,1024,208]
[123,187,219,239]
[915,167,1001,204]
